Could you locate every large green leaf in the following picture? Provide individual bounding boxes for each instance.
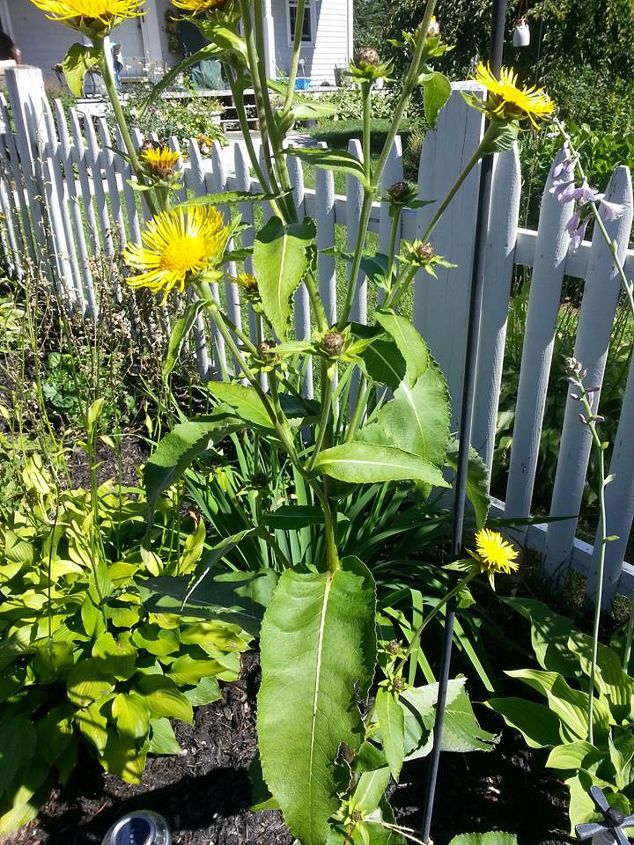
[374,688,404,780]
[448,833,518,845]
[375,311,429,386]
[258,557,376,845]
[0,716,36,796]
[112,692,151,741]
[207,382,273,429]
[286,148,369,187]
[359,365,450,469]
[359,335,406,390]
[486,697,562,749]
[135,674,193,724]
[420,71,452,128]
[253,217,316,339]
[61,44,100,96]
[144,414,239,520]
[315,443,449,488]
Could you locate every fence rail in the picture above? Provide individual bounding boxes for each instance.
[2,66,633,606]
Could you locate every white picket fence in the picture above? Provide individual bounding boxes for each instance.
[2,67,634,607]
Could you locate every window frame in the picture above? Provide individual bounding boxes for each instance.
[286,0,314,48]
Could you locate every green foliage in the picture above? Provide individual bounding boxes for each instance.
[487,598,634,830]
[112,82,226,150]
[0,465,252,833]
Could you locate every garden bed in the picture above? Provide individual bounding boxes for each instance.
[7,653,572,845]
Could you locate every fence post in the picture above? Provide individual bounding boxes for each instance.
[544,165,633,581]
[3,66,54,283]
[414,82,485,425]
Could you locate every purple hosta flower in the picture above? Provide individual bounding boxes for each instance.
[599,198,625,221]
[566,211,589,251]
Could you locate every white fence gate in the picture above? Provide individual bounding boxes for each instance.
[1,66,633,607]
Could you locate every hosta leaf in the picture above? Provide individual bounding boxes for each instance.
[253,217,316,340]
[102,733,148,784]
[258,557,376,845]
[112,692,151,741]
[135,674,193,724]
[315,443,449,489]
[148,717,182,756]
[0,716,36,795]
[486,697,562,749]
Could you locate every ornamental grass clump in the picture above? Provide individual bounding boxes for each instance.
[22,0,556,840]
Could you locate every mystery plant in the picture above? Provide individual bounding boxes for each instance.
[38,0,554,840]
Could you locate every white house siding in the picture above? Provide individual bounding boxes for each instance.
[272,0,351,86]
[8,0,77,78]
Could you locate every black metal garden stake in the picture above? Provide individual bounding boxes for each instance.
[420,1,508,841]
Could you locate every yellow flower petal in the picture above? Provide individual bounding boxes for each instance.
[474,62,554,127]
[123,206,231,303]
[29,0,145,33]
[469,528,519,576]
[171,0,228,11]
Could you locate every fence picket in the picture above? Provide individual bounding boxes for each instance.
[378,137,404,308]
[415,83,485,421]
[84,115,114,257]
[69,108,100,257]
[54,99,95,316]
[287,147,313,398]
[210,142,241,332]
[504,148,574,520]
[315,166,337,326]
[0,95,33,266]
[472,145,521,472]
[589,350,634,605]
[544,166,634,577]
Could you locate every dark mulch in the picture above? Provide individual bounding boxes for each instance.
[5,653,572,845]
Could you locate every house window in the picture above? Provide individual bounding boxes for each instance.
[288,0,313,45]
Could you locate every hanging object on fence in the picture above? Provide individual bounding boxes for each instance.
[513,16,530,46]
[513,0,530,47]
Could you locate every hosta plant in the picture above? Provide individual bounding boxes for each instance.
[488,598,634,831]
[0,459,254,833]
[34,0,554,840]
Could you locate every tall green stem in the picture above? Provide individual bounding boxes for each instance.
[338,0,437,328]
[96,40,158,218]
[283,0,306,113]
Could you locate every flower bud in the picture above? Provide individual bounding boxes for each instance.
[354,47,380,69]
[321,330,346,357]
[256,340,276,358]
[427,16,440,38]
[388,180,417,205]
[416,242,435,263]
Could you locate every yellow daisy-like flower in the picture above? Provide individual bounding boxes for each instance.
[141,145,180,180]
[234,273,258,292]
[474,62,555,127]
[124,206,231,303]
[171,0,228,12]
[469,529,519,578]
[29,0,145,34]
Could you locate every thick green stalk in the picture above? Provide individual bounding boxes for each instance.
[419,121,498,244]
[383,266,418,312]
[283,0,306,113]
[308,365,334,470]
[95,41,158,218]
[345,377,371,442]
[362,82,373,185]
[338,191,374,329]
